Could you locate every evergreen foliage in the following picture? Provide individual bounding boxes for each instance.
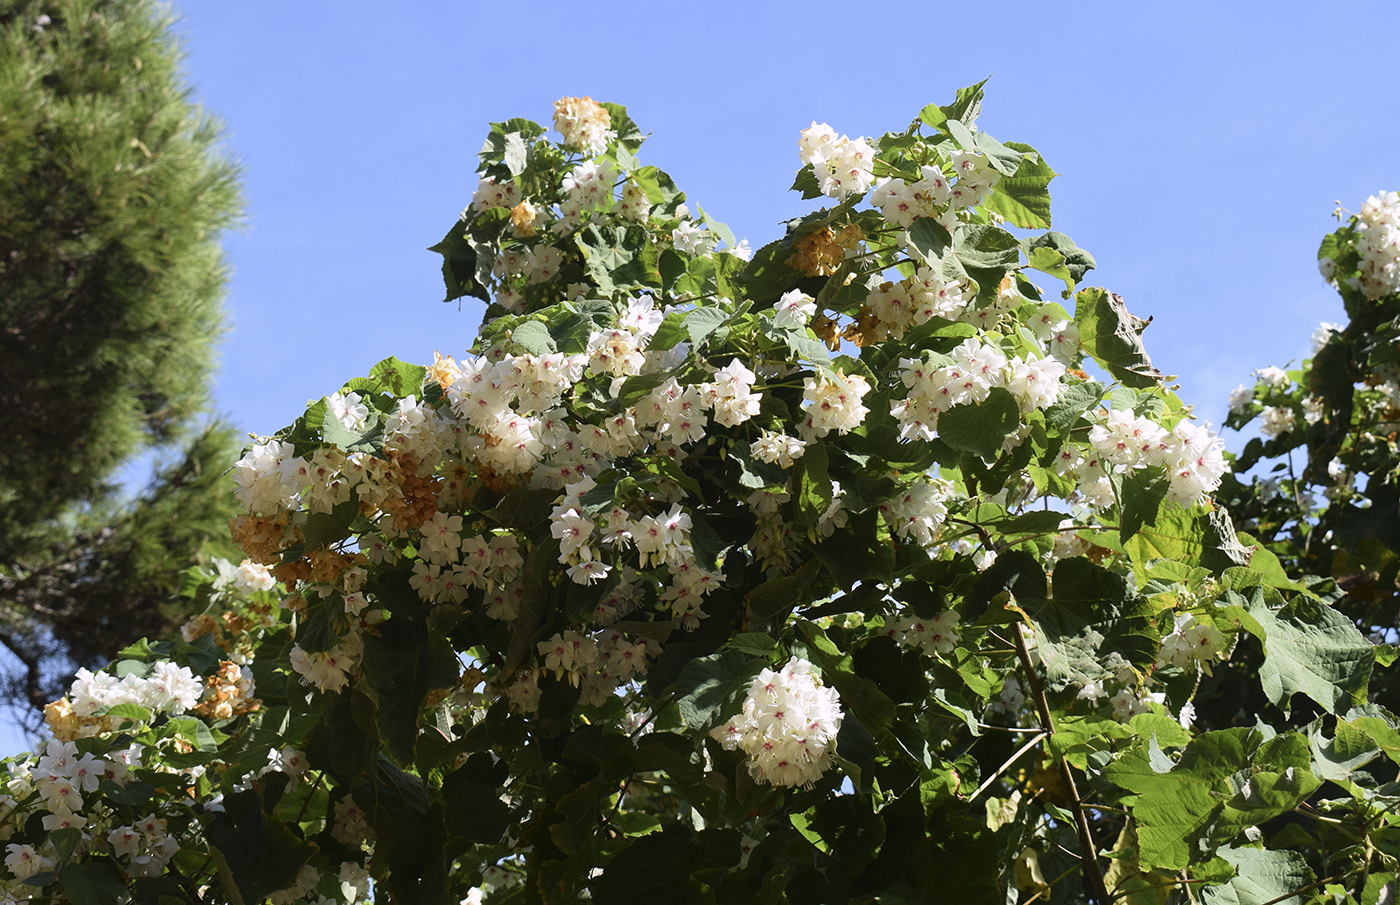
[0,0,243,716]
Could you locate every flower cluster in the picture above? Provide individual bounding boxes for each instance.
[0,89,1310,905]
[894,336,1067,442]
[711,657,844,787]
[552,95,615,155]
[1155,613,1229,673]
[884,609,961,656]
[232,440,309,515]
[1055,408,1228,509]
[1353,190,1400,299]
[799,122,876,199]
[44,661,204,741]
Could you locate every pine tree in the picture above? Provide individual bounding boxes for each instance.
[0,0,244,721]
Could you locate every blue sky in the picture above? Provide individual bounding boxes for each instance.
[6,1,1399,754]
[169,1,1398,442]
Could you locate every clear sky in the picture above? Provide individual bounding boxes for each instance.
[6,0,1399,754]
[168,1,1398,441]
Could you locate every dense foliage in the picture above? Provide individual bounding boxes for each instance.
[0,87,1393,905]
[0,0,243,713]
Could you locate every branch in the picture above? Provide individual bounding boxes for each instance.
[0,626,48,713]
[968,729,1047,803]
[1255,874,1345,905]
[1014,623,1111,905]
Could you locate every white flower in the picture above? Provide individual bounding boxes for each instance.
[1354,190,1400,299]
[553,96,615,155]
[801,370,871,438]
[798,122,838,166]
[332,795,374,847]
[471,175,520,213]
[233,440,308,514]
[5,843,53,880]
[1254,366,1290,390]
[231,559,276,594]
[710,657,844,788]
[813,135,876,199]
[751,431,806,468]
[879,477,952,546]
[1228,383,1253,417]
[1006,355,1066,412]
[328,391,369,430]
[1259,405,1296,439]
[1310,322,1343,355]
[672,221,714,257]
[773,289,816,330]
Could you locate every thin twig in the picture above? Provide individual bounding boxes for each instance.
[1014,623,1111,905]
[968,730,1047,803]
[1255,874,1345,905]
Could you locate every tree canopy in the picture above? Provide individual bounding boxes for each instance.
[0,0,244,714]
[0,87,1394,905]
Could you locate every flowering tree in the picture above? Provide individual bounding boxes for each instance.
[0,87,1393,905]
[1213,191,1400,723]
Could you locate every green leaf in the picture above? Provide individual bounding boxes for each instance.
[1200,847,1315,905]
[611,811,663,837]
[49,827,82,865]
[795,621,897,731]
[981,142,1055,228]
[163,716,224,751]
[696,205,736,249]
[550,775,605,855]
[746,558,821,621]
[647,307,689,351]
[1124,507,1246,573]
[937,388,1020,460]
[945,118,978,153]
[1044,380,1103,432]
[965,550,1046,623]
[321,403,383,455]
[971,129,1027,177]
[784,328,833,370]
[734,238,802,305]
[99,701,152,725]
[362,618,461,764]
[370,356,428,397]
[1026,246,1075,297]
[814,510,896,587]
[1026,557,1158,688]
[301,498,361,549]
[917,80,988,131]
[794,442,832,529]
[725,633,778,656]
[953,223,1022,272]
[59,860,127,905]
[834,714,878,793]
[685,307,728,346]
[1026,232,1097,284]
[502,131,529,176]
[675,650,751,733]
[207,790,316,903]
[588,830,707,905]
[1120,470,1169,544]
[511,320,556,354]
[1074,288,1164,388]
[908,218,952,263]
[631,165,684,213]
[429,218,491,303]
[1234,590,1374,714]
[576,223,655,295]
[1105,729,1258,870]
